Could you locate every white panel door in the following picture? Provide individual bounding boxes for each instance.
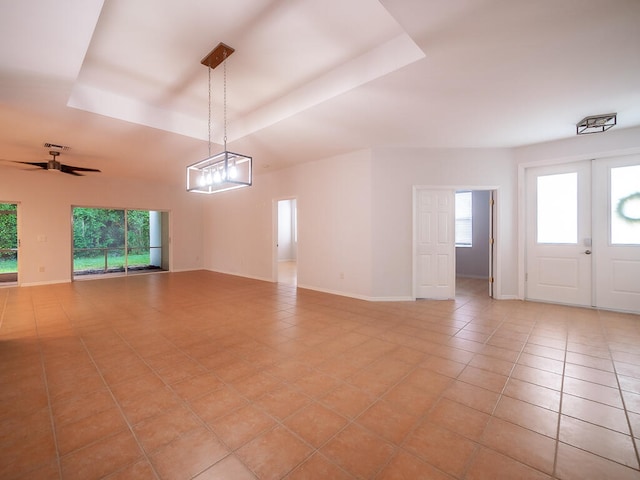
[526,161,592,307]
[594,155,640,313]
[415,188,455,299]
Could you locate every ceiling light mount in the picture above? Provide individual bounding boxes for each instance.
[43,142,71,151]
[187,42,252,194]
[201,43,235,70]
[576,113,617,135]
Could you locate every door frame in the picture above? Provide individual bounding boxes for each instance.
[272,196,298,283]
[517,147,640,302]
[412,185,499,300]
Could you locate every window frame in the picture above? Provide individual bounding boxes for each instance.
[455,191,473,248]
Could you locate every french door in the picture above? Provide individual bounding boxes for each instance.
[526,161,592,306]
[526,155,640,313]
[593,156,640,312]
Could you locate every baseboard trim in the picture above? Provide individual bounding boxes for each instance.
[206,268,273,284]
[21,279,72,287]
[297,284,414,302]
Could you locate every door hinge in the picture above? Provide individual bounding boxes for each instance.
[489,276,494,283]
[489,238,495,245]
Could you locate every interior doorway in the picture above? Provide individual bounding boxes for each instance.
[276,198,297,285]
[413,187,496,300]
[455,190,494,298]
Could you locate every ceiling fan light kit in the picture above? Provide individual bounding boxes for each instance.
[186,42,253,194]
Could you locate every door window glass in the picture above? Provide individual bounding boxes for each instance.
[611,164,640,245]
[537,172,577,244]
[73,208,125,274]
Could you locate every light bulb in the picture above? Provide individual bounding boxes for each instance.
[206,171,213,185]
[213,170,222,183]
[229,163,238,179]
[197,173,206,187]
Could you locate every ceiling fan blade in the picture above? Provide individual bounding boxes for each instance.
[60,165,84,176]
[12,161,49,169]
[2,155,100,176]
[60,164,100,175]
[63,165,101,173]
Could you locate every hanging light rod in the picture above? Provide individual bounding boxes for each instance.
[201,42,235,70]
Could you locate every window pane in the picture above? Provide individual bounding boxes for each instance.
[73,208,125,274]
[455,191,472,247]
[0,203,18,249]
[611,165,640,245]
[537,172,577,244]
[0,203,18,280]
[127,210,151,270]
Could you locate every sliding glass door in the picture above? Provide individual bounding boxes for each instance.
[0,203,18,284]
[72,207,168,278]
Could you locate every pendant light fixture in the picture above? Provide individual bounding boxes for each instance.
[187,43,252,194]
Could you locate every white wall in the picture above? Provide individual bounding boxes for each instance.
[7,125,638,296]
[201,170,276,280]
[203,150,374,298]
[203,147,517,300]
[370,148,517,299]
[0,169,204,285]
[514,126,640,166]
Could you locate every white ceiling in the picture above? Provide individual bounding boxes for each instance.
[1,0,639,187]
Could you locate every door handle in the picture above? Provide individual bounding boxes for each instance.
[584,250,591,255]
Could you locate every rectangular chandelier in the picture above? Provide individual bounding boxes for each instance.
[576,113,617,135]
[186,42,252,194]
[186,151,252,194]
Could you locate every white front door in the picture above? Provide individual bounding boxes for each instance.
[526,161,593,307]
[526,155,640,313]
[414,188,455,299]
[593,155,640,313]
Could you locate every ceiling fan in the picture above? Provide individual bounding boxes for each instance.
[9,149,101,176]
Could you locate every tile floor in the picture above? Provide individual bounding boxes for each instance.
[277,261,297,286]
[1,271,640,479]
